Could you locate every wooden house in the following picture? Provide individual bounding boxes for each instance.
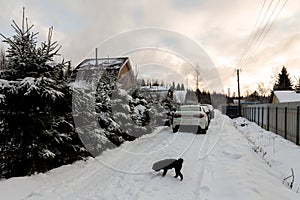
[72,57,134,89]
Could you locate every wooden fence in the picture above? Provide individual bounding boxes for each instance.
[242,102,300,145]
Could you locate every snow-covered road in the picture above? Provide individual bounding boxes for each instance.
[1,110,299,200]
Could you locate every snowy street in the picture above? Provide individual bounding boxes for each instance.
[1,110,299,200]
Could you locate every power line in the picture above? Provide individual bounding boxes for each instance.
[237,0,288,69]
[243,0,288,67]
[237,0,268,68]
[242,0,276,62]
[241,0,283,67]
[238,0,275,68]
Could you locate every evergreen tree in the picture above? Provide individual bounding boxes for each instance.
[172,81,175,90]
[295,76,300,91]
[0,9,88,178]
[195,88,201,103]
[176,83,181,90]
[0,45,7,70]
[273,66,293,91]
[160,80,164,86]
[180,83,185,91]
[152,79,159,86]
[140,78,146,86]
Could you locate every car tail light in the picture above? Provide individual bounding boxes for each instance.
[193,113,204,118]
[174,113,182,118]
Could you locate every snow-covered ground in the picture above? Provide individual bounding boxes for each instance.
[233,117,300,194]
[1,110,300,200]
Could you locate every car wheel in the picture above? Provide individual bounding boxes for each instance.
[205,124,209,130]
[173,125,179,133]
[197,126,202,134]
[197,126,207,134]
[164,120,170,126]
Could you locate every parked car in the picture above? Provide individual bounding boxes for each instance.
[200,104,214,122]
[171,104,209,134]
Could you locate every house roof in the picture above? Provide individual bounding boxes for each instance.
[75,57,129,71]
[140,86,170,91]
[274,90,300,103]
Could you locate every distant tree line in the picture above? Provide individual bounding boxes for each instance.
[138,78,186,91]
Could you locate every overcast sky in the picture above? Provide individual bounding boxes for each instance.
[1,0,300,96]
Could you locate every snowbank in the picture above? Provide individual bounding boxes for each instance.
[233,117,300,193]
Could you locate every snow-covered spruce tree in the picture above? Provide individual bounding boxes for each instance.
[95,75,157,144]
[95,71,126,146]
[0,10,88,178]
[71,67,158,157]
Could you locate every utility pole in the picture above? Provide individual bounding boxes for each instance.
[95,48,98,67]
[236,69,241,116]
[195,67,200,103]
[195,67,199,90]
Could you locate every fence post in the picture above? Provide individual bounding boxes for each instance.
[261,107,264,128]
[252,107,254,122]
[284,106,287,139]
[242,106,244,117]
[275,106,278,134]
[254,107,258,123]
[253,107,255,122]
[258,107,260,126]
[267,106,269,131]
[297,105,299,145]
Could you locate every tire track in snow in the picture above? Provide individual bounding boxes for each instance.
[105,128,203,200]
[129,115,224,200]
[61,127,180,200]
[194,113,226,200]
[102,129,177,200]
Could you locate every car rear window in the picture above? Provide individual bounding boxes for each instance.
[179,106,202,112]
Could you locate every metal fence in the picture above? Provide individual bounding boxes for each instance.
[242,102,300,145]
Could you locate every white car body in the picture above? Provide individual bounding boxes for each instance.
[171,104,209,133]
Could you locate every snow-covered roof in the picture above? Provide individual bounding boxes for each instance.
[140,86,170,91]
[76,57,128,71]
[274,90,300,103]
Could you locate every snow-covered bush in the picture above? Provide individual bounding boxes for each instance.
[72,71,168,157]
